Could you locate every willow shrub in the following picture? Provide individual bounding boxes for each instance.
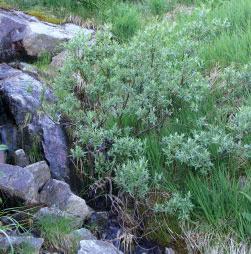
[48,14,238,220]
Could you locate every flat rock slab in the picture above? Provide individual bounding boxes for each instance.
[0,8,94,61]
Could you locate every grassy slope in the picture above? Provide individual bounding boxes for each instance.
[1,0,251,252]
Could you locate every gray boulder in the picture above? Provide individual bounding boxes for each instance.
[14,149,29,167]
[78,240,123,254]
[0,63,53,125]
[0,161,50,204]
[0,9,94,61]
[39,179,91,221]
[0,63,70,181]
[0,163,40,203]
[0,236,44,254]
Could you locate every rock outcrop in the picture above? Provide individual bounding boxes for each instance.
[0,8,94,61]
[0,63,69,180]
[0,9,125,254]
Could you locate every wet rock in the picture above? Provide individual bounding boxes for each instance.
[0,163,40,203]
[25,161,51,190]
[78,240,123,254]
[34,207,83,229]
[0,9,94,61]
[0,63,70,181]
[14,149,29,167]
[0,236,44,254]
[39,179,91,221]
[135,240,163,254]
[100,214,122,249]
[87,211,109,235]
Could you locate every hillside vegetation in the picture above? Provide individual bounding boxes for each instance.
[2,0,251,252]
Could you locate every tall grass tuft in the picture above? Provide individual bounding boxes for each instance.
[148,0,168,16]
[108,2,141,41]
[200,28,251,68]
[200,0,251,68]
[187,168,251,240]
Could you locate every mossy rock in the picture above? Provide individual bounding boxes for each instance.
[0,0,12,9]
[27,10,64,24]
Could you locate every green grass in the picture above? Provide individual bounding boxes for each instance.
[36,215,75,249]
[187,168,251,240]
[211,0,251,30]
[200,29,251,68]
[148,0,168,16]
[108,2,141,41]
[199,0,251,68]
[15,242,37,254]
[33,52,52,70]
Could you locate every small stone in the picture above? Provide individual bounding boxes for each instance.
[58,228,97,253]
[78,240,123,254]
[14,149,29,167]
[165,247,175,254]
